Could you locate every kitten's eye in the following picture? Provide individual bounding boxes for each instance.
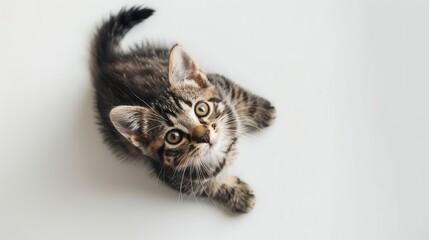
[165,129,183,145]
[195,101,210,117]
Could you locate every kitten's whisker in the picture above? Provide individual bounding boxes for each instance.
[156,164,166,189]
[178,168,186,205]
[195,161,217,208]
[143,124,164,134]
[189,165,200,206]
[227,130,259,140]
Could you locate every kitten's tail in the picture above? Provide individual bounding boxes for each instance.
[91,6,154,72]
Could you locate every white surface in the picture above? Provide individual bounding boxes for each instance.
[1,0,428,239]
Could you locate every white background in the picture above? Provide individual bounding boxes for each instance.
[1,0,428,239]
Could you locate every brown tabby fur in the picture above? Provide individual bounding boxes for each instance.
[91,6,276,213]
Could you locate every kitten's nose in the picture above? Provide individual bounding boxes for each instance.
[191,125,210,144]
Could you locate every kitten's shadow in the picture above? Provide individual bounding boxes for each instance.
[68,85,236,216]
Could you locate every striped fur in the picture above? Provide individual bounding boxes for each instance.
[91,7,276,213]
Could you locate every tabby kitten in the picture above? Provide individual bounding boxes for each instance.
[91,7,276,213]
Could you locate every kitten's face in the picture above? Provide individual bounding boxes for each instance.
[153,85,236,173]
[110,46,238,178]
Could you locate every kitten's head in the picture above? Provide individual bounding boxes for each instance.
[109,45,238,179]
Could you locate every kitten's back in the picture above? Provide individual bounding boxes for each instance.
[91,7,169,160]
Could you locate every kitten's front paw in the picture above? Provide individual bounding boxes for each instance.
[231,178,256,213]
[215,177,256,213]
[262,103,276,127]
[253,101,276,129]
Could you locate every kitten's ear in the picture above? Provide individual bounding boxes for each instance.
[168,44,209,88]
[109,106,150,147]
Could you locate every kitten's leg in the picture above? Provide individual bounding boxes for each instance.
[229,83,276,131]
[211,75,276,131]
[203,176,255,213]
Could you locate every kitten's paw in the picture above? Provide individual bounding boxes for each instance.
[262,103,276,127]
[231,178,256,213]
[214,177,255,213]
[254,102,276,129]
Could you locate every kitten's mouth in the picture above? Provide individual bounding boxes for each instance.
[201,142,214,149]
[208,137,219,148]
[198,140,217,154]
